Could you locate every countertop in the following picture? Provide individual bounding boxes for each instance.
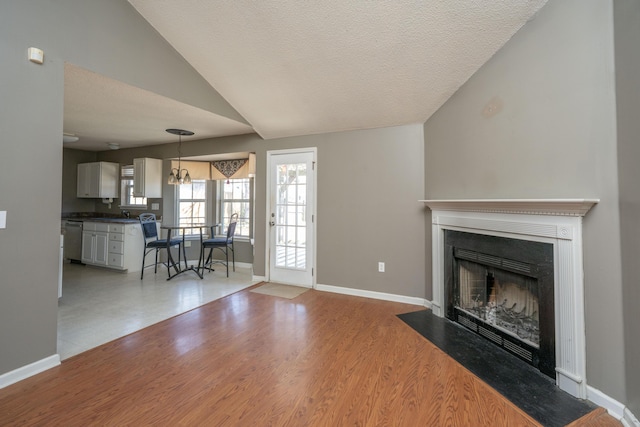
[62,217,140,224]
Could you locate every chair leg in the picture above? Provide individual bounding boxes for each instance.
[231,242,235,272]
[154,249,159,274]
[225,247,229,277]
[141,250,145,280]
[205,248,214,272]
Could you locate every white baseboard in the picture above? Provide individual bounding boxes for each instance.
[252,275,267,282]
[623,407,640,427]
[315,283,428,307]
[0,354,60,389]
[587,385,640,426]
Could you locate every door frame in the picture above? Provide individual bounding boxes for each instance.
[265,147,317,288]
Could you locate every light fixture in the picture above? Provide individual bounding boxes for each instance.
[63,133,79,143]
[166,128,194,185]
[107,142,120,150]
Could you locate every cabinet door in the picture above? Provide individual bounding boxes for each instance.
[98,163,119,198]
[94,233,109,265]
[77,162,118,198]
[81,231,95,263]
[133,158,162,198]
[77,163,100,198]
[133,158,145,197]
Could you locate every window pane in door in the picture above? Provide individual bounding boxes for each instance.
[274,161,307,270]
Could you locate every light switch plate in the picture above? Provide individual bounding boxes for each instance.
[0,211,6,229]
[151,203,159,210]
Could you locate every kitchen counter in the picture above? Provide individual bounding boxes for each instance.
[61,214,140,224]
[84,218,140,224]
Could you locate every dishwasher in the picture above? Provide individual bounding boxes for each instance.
[63,220,83,263]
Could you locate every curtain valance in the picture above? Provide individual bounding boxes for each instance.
[210,153,256,181]
[169,160,211,180]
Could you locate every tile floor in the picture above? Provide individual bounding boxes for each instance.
[58,262,259,360]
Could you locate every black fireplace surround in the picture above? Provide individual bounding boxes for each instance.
[444,230,555,378]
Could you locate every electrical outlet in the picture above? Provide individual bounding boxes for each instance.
[151,203,159,210]
[378,262,385,273]
[184,241,191,248]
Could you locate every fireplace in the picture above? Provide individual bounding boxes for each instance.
[444,230,555,378]
[421,199,598,398]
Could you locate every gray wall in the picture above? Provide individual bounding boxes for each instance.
[614,0,640,417]
[95,125,427,297]
[0,0,246,375]
[424,0,629,405]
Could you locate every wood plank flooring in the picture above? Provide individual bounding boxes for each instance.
[0,285,616,426]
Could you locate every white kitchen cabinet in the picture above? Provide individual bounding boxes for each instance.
[133,158,162,198]
[77,162,119,198]
[81,221,144,272]
[81,222,109,266]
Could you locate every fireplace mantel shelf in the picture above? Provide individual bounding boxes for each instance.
[420,199,599,217]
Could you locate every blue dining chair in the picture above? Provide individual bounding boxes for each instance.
[201,213,238,277]
[139,213,182,279]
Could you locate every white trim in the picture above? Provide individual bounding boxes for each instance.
[316,283,428,307]
[0,354,60,389]
[420,199,599,216]
[623,407,640,427]
[428,204,595,399]
[252,275,267,282]
[584,386,640,426]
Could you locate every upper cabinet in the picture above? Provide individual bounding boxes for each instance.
[133,158,162,198]
[77,162,119,198]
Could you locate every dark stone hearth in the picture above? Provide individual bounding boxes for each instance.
[397,309,596,427]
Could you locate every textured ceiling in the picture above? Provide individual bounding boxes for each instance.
[128,0,548,140]
[64,1,548,150]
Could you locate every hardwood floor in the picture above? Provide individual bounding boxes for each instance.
[0,285,616,426]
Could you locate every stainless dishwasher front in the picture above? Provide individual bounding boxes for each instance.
[63,220,83,263]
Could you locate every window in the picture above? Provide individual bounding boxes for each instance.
[177,180,207,235]
[220,178,252,238]
[120,165,147,208]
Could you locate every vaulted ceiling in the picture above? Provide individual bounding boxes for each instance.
[64,0,548,150]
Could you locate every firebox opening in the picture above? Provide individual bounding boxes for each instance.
[444,230,555,378]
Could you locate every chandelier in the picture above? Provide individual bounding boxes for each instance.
[166,128,194,185]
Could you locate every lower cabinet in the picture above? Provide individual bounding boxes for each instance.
[81,223,109,266]
[82,222,144,272]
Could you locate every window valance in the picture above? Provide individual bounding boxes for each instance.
[210,153,256,181]
[169,160,211,180]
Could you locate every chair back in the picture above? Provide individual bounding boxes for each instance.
[226,213,239,241]
[139,213,158,243]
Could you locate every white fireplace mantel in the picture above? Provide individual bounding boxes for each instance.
[422,198,599,399]
[419,199,599,217]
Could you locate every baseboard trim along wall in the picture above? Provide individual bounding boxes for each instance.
[587,386,640,426]
[315,283,429,307]
[0,354,61,389]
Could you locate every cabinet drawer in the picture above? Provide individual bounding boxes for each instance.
[109,232,124,242]
[108,240,124,254]
[108,253,124,268]
[108,224,125,233]
[95,223,109,232]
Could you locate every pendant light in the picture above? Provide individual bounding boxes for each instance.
[166,128,194,185]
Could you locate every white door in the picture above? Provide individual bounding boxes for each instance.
[267,149,316,287]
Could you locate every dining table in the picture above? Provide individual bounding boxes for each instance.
[160,223,220,280]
